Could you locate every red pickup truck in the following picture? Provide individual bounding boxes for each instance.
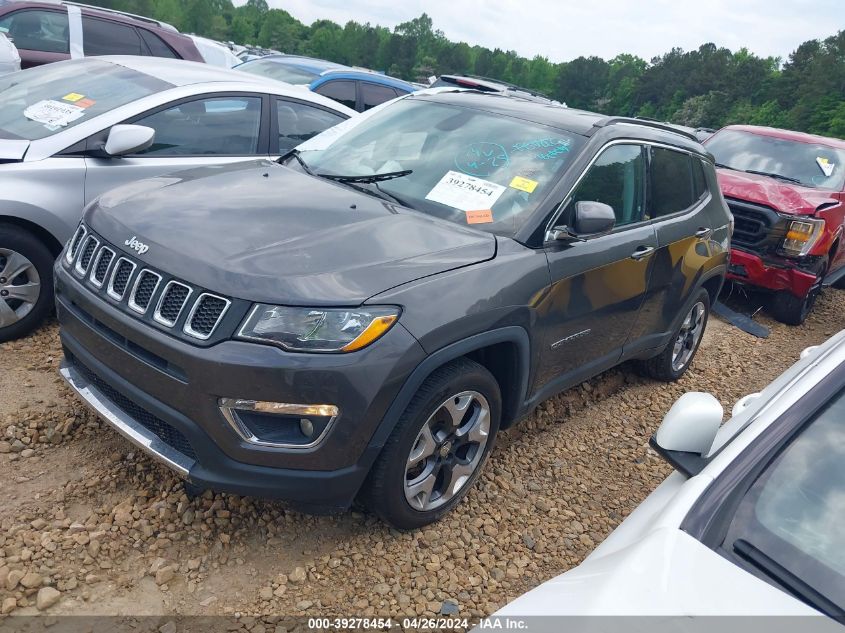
[705,125,845,324]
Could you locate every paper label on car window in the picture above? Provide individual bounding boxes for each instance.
[817,157,835,177]
[509,176,538,193]
[466,209,494,224]
[425,170,506,212]
[23,100,86,128]
[62,93,85,102]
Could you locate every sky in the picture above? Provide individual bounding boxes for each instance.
[244,0,844,62]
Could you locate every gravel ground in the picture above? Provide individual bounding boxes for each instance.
[0,288,842,624]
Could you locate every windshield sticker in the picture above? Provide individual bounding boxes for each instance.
[76,98,95,109]
[23,100,86,129]
[466,209,494,224]
[425,170,507,212]
[455,142,510,177]
[817,157,835,177]
[62,92,85,102]
[509,176,539,194]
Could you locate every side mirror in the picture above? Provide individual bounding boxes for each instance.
[104,124,155,157]
[550,201,616,242]
[651,392,723,476]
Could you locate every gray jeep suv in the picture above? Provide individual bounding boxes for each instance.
[56,92,731,528]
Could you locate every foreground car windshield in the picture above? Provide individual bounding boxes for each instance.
[300,98,585,236]
[707,129,845,190]
[0,59,170,140]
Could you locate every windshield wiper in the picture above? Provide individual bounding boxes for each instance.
[278,149,314,176]
[743,169,803,185]
[317,169,412,184]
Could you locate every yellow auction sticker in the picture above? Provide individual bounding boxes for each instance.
[509,176,538,193]
[62,93,85,102]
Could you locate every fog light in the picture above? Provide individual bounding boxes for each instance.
[219,398,339,448]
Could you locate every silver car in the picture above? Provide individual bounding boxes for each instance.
[0,55,354,341]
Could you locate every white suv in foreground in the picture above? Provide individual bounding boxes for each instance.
[493,329,845,625]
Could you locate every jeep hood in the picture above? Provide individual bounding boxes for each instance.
[86,160,496,305]
[0,139,29,162]
[717,169,839,216]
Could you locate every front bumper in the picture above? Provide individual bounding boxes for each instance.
[727,248,818,299]
[55,261,426,512]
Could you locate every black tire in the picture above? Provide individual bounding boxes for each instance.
[0,223,54,343]
[361,358,501,530]
[769,289,818,326]
[638,288,711,382]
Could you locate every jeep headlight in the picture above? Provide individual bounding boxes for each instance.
[238,305,400,352]
[780,218,825,257]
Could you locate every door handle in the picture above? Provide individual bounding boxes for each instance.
[695,227,713,240]
[630,246,655,260]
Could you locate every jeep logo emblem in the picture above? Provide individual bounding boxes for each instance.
[124,236,149,255]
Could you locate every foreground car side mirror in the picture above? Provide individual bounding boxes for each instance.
[104,124,155,157]
[549,201,616,241]
[650,392,723,476]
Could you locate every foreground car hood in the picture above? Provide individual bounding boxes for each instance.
[86,161,495,305]
[717,169,839,216]
[495,529,815,618]
[0,139,29,162]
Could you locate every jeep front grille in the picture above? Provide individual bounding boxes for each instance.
[74,236,99,276]
[107,258,136,301]
[128,270,161,314]
[184,293,230,340]
[89,247,115,288]
[63,225,235,342]
[154,281,191,327]
[65,225,87,264]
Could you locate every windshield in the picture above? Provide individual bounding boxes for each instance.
[706,129,845,190]
[238,59,320,85]
[298,98,585,236]
[0,59,170,140]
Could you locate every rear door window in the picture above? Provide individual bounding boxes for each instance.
[692,157,708,200]
[650,147,695,218]
[314,80,357,111]
[139,30,177,58]
[82,17,143,56]
[360,82,397,111]
[132,96,263,156]
[275,98,345,153]
[0,9,69,53]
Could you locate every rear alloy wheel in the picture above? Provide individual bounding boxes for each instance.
[362,358,501,529]
[0,224,54,343]
[638,289,710,382]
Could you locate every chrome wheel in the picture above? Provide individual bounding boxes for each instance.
[404,390,491,512]
[0,248,41,328]
[671,301,706,372]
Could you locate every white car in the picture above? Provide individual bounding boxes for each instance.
[189,34,240,68]
[0,30,19,75]
[493,329,845,625]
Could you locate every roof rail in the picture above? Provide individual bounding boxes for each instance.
[592,116,699,142]
[63,2,179,31]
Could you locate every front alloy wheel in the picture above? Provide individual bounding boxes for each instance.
[0,223,54,343]
[404,390,491,511]
[362,358,501,529]
[0,248,41,329]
